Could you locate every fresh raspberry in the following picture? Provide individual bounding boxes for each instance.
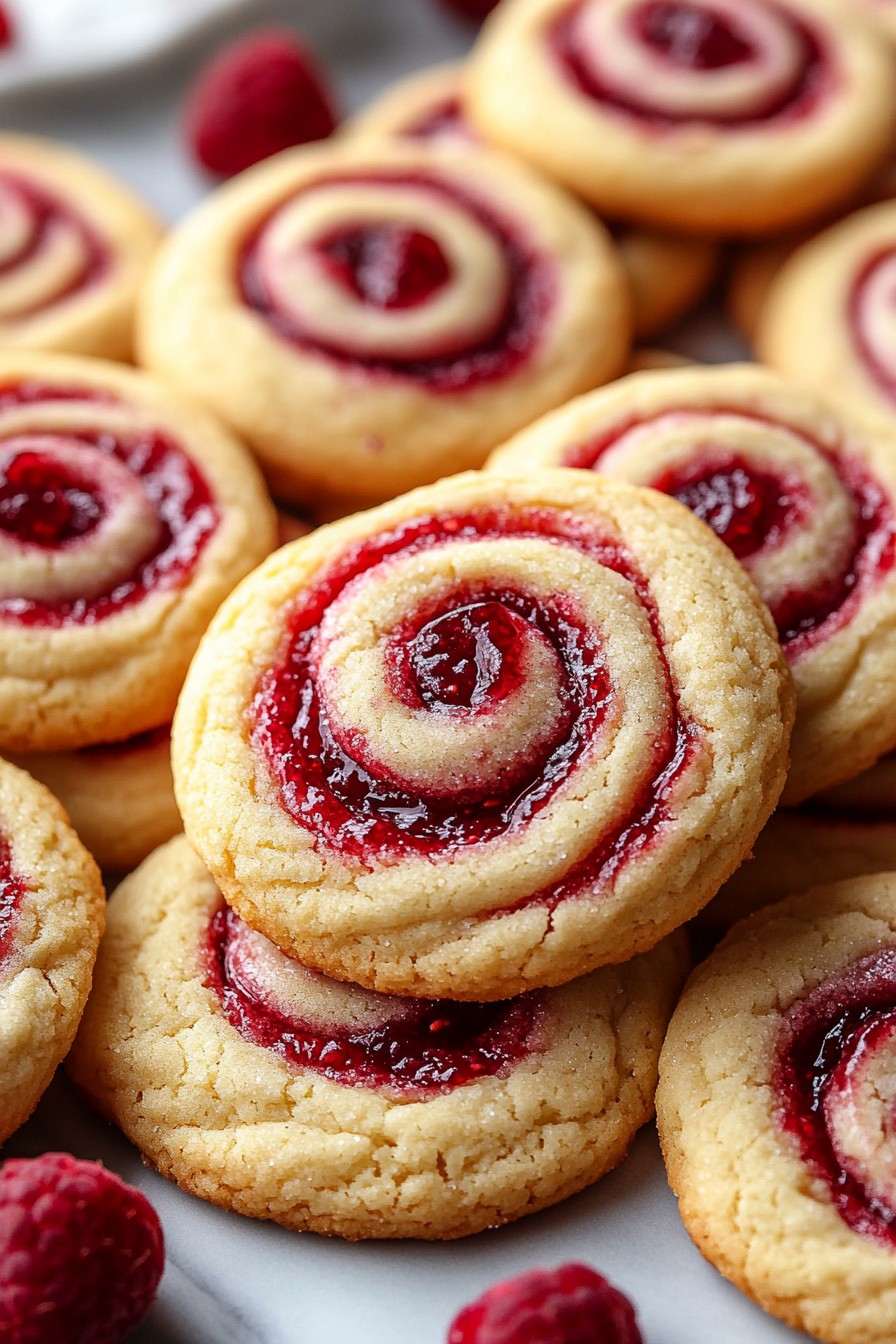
[185,28,338,178]
[447,1263,643,1344]
[435,0,500,23]
[0,4,14,49]
[0,1152,165,1344]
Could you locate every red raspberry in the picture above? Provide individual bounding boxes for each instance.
[0,1152,165,1344]
[185,28,338,178]
[435,0,500,22]
[447,1263,643,1344]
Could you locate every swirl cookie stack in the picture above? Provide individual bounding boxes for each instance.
[0,352,277,871]
[71,467,793,1238]
[136,140,630,516]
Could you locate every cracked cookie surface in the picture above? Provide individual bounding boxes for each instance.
[68,835,687,1241]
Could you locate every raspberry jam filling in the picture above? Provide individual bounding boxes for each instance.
[574,417,896,656]
[252,507,700,904]
[319,224,452,309]
[634,1,755,68]
[0,172,107,316]
[775,947,896,1247]
[851,247,896,406]
[239,172,553,392]
[0,383,219,627]
[403,97,474,143]
[205,907,543,1093]
[553,0,828,126]
[0,833,27,969]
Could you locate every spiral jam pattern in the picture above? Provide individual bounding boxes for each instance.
[776,948,896,1247]
[0,173,106,322]
[0,381,219,627]
[573,411,895,657]
[239,172,552,390]
[851,249,896,406]
[252,505,701,906]
[554,0,827,125]
[206,907,543,1093]
[0,834,26,969]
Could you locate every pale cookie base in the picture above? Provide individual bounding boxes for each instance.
[700,810,896,932]
[0,352,278,752]
[173,468,792,1001]
[488,364,896,805]
[136,140,631,514]
[0,135,163,361]
[658,874,896,1344]
[68,836,688,1241]
[466,0,896,236]
[0,758,104,1146]
[757,200,896,425]
[5,730,180,873]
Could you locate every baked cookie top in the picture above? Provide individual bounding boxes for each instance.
[136,139,630,513]
[466,0,896,236]
[758,199,896,429]
[489,363,896,804]
[0,134,162,361]
[0,351,277,752]
[658,873,896,1344]
[68,835,687,1241]
[0,756,104,1146]
[173,467,792,1001]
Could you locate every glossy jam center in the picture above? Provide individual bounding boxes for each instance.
[0,451,103,547]
[404,601,528,711]
[633,1,754,68]
[206,908,541,1093]
[319,224,452,309]
[0,834,26,968]
[651,455,798,560]
[776,948,896,1246]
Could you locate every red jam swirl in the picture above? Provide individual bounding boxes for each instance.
[0,833,27,969]
[251,507,701,905]
[775,947,896,1247]
[0,173,107,315]
[205,907,543,1093]
[239,172,553,392]
[850,247,896,407]
[575,416,896,658]
[403,97,476,143]
[0,384,219,628]
[553,0,828,126]
[319,224,452,309]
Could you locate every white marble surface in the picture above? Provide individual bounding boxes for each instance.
[3,2,776,1341]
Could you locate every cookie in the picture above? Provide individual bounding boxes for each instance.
[700,809,896,932]
[758,199,896,427]
[0,135,162,361]
[4,726,179,874]
[489,363,896,804]
[852,0,896,43]
[466,0,896,237]
[657,873,896,1344]
[0,352,278,753]
[348,63,718,340]
[0,757,104,1146]
[136,140,630,515]
[68,835,687,1241]
[172,468,792,1001]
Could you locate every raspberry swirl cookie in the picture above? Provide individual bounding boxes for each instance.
[348,64,718,340]
[0,353,277,753]
[467,0,896,236]
[658,874,896,1344]
[136,141,630,514]
[173,469,792,1001]
[0,758,104,1146]
[489,364,896,804]
[68,836,688,1240]
[758,200,896,427]
[0,136,162,360]
[4,726,179,874]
